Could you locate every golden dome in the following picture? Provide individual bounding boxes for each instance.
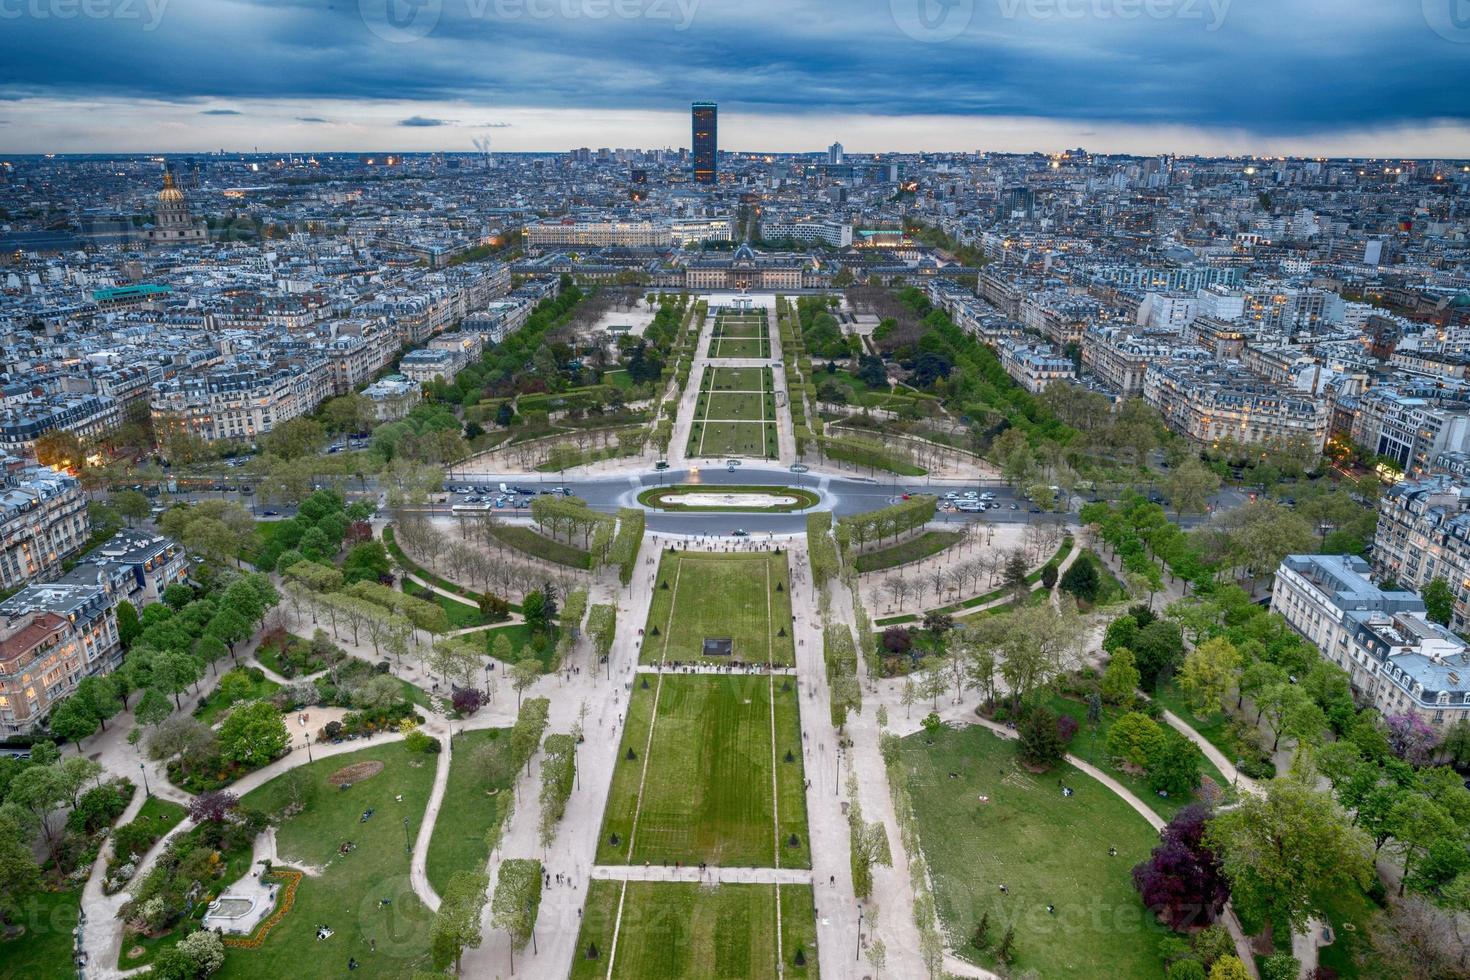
[158,170,185,203]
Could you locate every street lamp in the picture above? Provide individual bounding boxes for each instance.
[856,905,864,961]
[304,733,313,763]
[139,761,150,798]
[402,816,411,855]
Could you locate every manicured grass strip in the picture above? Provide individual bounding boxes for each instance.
[571,881,816,980]
[425,728,515,895]
[487,523,593,569]
[640,551,795,666]
[222,742,437,979]
[872,535,1074,625]
[901,724,1169,980]
[597,675,808,868]
[853,530,963,573]
[637,485,819,512]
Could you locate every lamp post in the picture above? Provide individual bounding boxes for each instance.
[402,816,411,855]
[139,761,150,798]
[856,905,864,961]
[304,733,313,764]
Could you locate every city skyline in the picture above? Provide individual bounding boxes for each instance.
[1,0,1469,155]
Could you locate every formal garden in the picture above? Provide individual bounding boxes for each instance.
[640,550,796,666]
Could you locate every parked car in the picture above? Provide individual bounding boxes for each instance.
[262,509,280,517]
[731,529,749,537]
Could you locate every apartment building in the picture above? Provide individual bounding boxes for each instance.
[1373,475,1470,630]
[1000,342,1076,394]
[1350,389,1470,476]
[0,458,88,593]
[1273,554,1470,731]
[1081,326,1177,397]
[151,359,332,442]
[526,218,672,248]
[0,581,119,735]
[1143,358,1329,452]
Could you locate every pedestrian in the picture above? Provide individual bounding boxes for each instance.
[999,884,1008,894]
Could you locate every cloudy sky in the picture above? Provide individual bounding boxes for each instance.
[0,0,1467,155]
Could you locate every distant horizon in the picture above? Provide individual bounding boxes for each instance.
[3,105,1470,161]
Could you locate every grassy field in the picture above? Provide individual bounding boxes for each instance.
[689,420,777,458]
[641,551,795,666]
[706,366,771,393]
[480,622,551,666]
[900,724,1168,980]
[1045,692,1236,819]
[0,889,80,980]
[569,880,818,980]
[853,530,963,573]
[218,741,439,979]
[597,674,808,868]
[713,336,770,358]
[488,523,594,569]
[704,390,769,421]
[424,728,514,895]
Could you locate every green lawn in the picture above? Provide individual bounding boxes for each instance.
[400,579,487,629]
[703,390,769,422]
[901,724,1169,980]
[642,551,795,666]
[487,523,594,569]
[0,889,80,980]
[689,420,776,459]
[853,530,963,573]
[569,880,817,980]
[218,742,439,979]
[480,622,553,667]
[194,670,282,727]
[424,728,515,895]
[713,336,770,359]
[1045,692,1236,820]
[597,674,808,868]
[1148,682,1242,766]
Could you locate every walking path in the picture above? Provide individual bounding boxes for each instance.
[407,733,453,911]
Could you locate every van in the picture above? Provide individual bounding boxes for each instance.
[957,500,983,512]
[499,482,510,494]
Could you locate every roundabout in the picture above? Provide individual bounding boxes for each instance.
[637,483,821,512]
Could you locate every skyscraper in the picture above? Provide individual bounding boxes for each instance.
[691,101,717,185]
[827,142,844,165]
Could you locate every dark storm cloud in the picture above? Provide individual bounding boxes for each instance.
[0,0,1464,136]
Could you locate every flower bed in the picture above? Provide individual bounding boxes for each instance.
[222,869,303,949]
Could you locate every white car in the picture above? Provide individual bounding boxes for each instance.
[944,492,959,500]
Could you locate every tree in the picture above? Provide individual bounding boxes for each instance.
[74,674,122,731]
[1386,712,1441,766]
[1365,895,1470,980]
[1019,705,1066,769]
[49,696,98,750]
[1108,712,1166,768]
[1207,779,1373,933]
[1132,619,1186,688]
[134,686,172,727]
[1147,730,1203,797]
[112,489,151,526]
[1388,796,1456,895]
[1060,553,1100,602]
[1100,648,1141,705]
[432,870,490,972]
[176,929,226,977]
[0,809,41,927]
[1166,458,1222,516]
[117,600,142,648]
[216,700,289,768]
[1422,578,1455,626]
[1132,804,1229,929]
[188,791,240,824]
[1177,637,1240,716]
[489,858,542,961]
[511,658,541,709]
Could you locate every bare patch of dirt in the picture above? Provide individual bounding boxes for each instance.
[327,760,384,786]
